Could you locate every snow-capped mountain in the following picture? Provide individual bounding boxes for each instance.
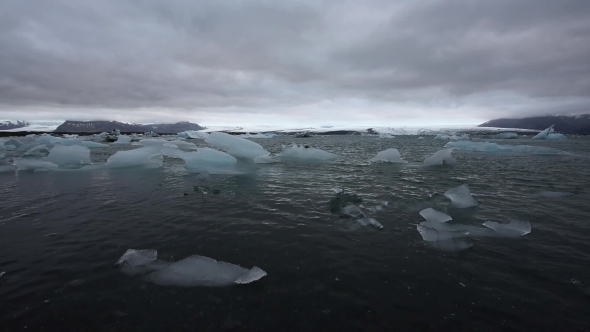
[480,114,590,134]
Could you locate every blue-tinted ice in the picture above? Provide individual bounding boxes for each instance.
[444,184,479,208]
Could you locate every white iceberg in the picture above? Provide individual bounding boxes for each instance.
[419,208,452,223]
[445,141,571,155]
[423,149,456,166]
[417,224,468,242]
[357,218,384,229]
[113,135,132,144]
[46,144,91,168]
[106,147,163,168]
[482,220,531,237]
[163,147,238,173]
[444,184,479,208]
[80,141,109,149]
[115,250,268,287]
[492,132,518,139]
[14,158,59,171]
[369,148,407,163]
[532,125,567,140]
[277,143,338,162]
[532,191,574,198]
[239,132,277,138]
[205,132,270,160]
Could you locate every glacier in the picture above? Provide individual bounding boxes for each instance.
[369,148,407,163]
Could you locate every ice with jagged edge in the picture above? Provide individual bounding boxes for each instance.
[532,191,574,198]
[277,143,338,162]
[444,184,479,208]
[116,249,267,287]
[423,149,456,166]
[445,141,571,155]
[532,125,567,140]
[205,132,270,160]
[106,146,163,168]
[419,208,452,223]
[113,135,132,144]
[46,144,91,168]
[162,146,238,173]
[369,148,407,163]
[356,218,384,229]
[492,132,518,139]
[482,220,531,237]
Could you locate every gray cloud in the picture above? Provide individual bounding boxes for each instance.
[1,0,589,124]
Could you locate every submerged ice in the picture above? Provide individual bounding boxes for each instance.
[116,249,267,287]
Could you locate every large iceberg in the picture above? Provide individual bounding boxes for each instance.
[445,141,571,155]
[205,132,270,160]
[492,132,518,139]
[423,149,456,166]
[116,249,267,287]
[277,143,338,161]
[369,148,407,163]
[162,147,238,173]
[0,152,5,159]
[444,184,479,208]
[46,144,91,168]
[106,147,163,168]
[532,125,567,140]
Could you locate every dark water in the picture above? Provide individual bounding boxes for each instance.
[1,136,590,331]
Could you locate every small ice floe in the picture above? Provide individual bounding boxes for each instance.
[106,147,164,169]
[356,218,384,229]
[116,249,267,287]
[444,184,479,208]
[419,208,452,223]
[423,149,457,166]
[531,191,574,199]
[416,225,472,252]
[205,132,270,161]
[482,220,531,237]
[277,143,338,162]
[332,187,343,194]
[369,148,407,163]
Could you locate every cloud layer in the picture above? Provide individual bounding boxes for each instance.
[1,0,589,125]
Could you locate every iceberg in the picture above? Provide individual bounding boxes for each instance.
[115,249,267,287]
[24,145,50,157]
[445,141,571,155]
[532,191,574,198]
[80,141,109,149]
[419,208,452,223]
[532,125,567,140]
[113,135,132,144]
[417,224,468,242]
[434,134,449,141]
[205,132,270,160]
[444,184,479,208]
[14,158,59,171]
[482,220,531,237]
[277,143,338,162]
[162,147,237,173]
[106,147,163,169]
[369,148,407,163]
[449,134,469,141]
[356,218,384,229]
[423,149,457,166]
[46,144,91,167]
[547,133,567,140]
[178,131,209,139]
[492,132,518,139]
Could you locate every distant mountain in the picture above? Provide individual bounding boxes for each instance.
[0,120,29,130]
[479,114,590,134]
[54,121,204,133]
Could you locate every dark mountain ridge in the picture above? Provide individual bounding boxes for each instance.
[55,121,204,133]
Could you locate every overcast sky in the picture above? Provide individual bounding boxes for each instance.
[1,0,589,126]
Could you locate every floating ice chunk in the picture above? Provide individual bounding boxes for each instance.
[434,134,449,140]
[378,133,396,139]
[146,255,267,287]
[532,191,574,198]
[369,148,407,163]
[14,158,59,171]
[113,135,132,144]
[492,132,518,139]
[332,187,343,194]
[418,137,425,139]
[417,224,468,241]
[205,132,270,160]
[178,131,209,139]
[341,205,365,218]
[46,144,91,167]
[357,218,384,229]
[423,149,456,166]
[24,145,50,157]
[449,134,469,141]
[482,220,531,236]
[277,143,338,161]
[532,125,554,139]
[116,249,158,267]
[253,155,279,163]
[445,141,571,155]
[106,147,163,168]
[63,134,78,138]
[444,184,479,208]
[80,141,109,149]
[162,147,237,173]
[419,208,452,223]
